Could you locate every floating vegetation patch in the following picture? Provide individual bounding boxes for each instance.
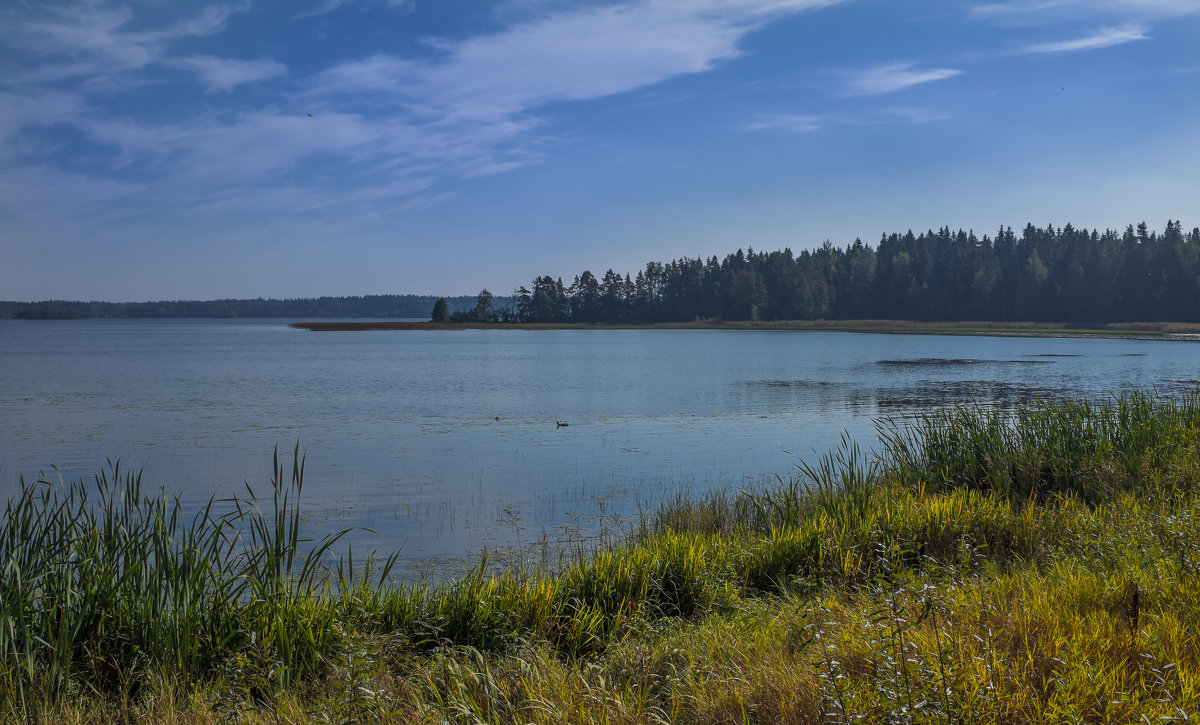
[875,357,1054,367]
[1116,353,1149,357]
[872,380,1067,413]
[748,379,850,389]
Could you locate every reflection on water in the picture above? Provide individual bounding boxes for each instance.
[3,320,1200,576]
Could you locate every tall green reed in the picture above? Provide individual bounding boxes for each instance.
[877,389,1200,503]
[0,446,354,716]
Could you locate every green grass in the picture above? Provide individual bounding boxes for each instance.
[7,390,1200,722]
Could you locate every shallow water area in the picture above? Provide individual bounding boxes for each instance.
[2,319,1199,576]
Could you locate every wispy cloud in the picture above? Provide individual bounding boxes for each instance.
[0,90,84,146]
[293,0,351,19]
[2,0,852,231]
[873,106,952,123]
[3,3,248,83]
[745,113,825,133]
[971,0,1200,20]
[746,106,950,134]
[187,176,436,218]
[842,61,963,95]
[0,165,146,226]
[309,1,847,120]
[970,0,1075,19]
[292,0,414,21]
[78,112,393,181]
[167,56,287,92]
[1017,24,1149,52]
[292,1,853,177]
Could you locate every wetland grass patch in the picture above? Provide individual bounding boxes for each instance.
[5,390,1200,721]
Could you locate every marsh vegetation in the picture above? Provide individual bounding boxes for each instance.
[5,390,1200,721]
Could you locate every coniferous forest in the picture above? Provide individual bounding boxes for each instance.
[453,221,1200,325]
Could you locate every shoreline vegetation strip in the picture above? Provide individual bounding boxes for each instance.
[5,390,1200,721]
[290,318,1200,340]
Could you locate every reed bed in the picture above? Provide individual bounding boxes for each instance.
[5,390,1200,722]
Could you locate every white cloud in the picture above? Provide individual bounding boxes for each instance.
[399,190,458,211]
[187,176,436,218]
[0,164,145,225]
[294,0,352,19]
[167,56,287,92]
[307,55,421,98]
[292,0,414,21]
[842,62,963,96]
[971,0,1200,20]
[2,0,851,231]
[873,106,952,123]
[0,91,84,145]
[310,0,847,119]
[1017,25,1149,52]
[289,1,853,182]
[745,114,825,133]
[970,0,1076,19]
[80,112,388,180]
[746,106,950,134]
[3,3,248,83]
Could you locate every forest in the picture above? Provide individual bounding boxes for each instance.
[0,294,484,320]
[442,221,1200,324]
[9,221,1200,324]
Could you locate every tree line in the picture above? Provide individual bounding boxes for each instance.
[436,221,1200,324]
[0,295,491,320]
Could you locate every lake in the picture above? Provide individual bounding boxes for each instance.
[2,319,1199,575]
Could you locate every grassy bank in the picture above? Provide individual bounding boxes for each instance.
[290,318,1200,340]
[6,391,1200,722]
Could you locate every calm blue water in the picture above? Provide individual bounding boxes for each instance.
[2,319,1199,574]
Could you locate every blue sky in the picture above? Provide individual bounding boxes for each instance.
[2,0,1198,301]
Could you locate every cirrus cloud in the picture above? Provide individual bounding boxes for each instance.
[842,61,964,96]
[971,0,1200,21]
[1016,24,1149,52]
[166,56,287,93]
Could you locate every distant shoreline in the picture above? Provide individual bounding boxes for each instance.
[289,318,1200,340]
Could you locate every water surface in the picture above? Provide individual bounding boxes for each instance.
[2,320,1198,574]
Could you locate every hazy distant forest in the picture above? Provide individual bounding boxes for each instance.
[446,221,1200,324]
[0,295,482,320]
